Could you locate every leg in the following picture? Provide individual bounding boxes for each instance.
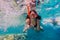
[37,25,40,31]
[37,22,43,31]
[34,25,40,31]
[23,18,30,32]
[36,20,40,31]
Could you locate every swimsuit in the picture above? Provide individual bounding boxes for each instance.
[26,15,41,27]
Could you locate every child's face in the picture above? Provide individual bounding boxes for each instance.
[30,11,37,18]
[32,0,35,2]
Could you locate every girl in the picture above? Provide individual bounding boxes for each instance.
[23,10,42,32]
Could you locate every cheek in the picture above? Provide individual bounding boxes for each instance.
[31,14,35,17]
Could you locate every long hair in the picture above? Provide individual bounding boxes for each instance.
[29,10,37,15]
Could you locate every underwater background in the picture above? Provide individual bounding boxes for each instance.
[0,0,60,40]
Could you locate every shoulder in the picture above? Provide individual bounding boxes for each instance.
[36,15,41,20]
[26,15,30,19]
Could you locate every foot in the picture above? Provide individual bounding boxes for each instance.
[34,27,36,30]
[40,26,44,31]
[40,26,43,29]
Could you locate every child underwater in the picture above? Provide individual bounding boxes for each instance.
[23,10,43,32]
[23,0,44,32]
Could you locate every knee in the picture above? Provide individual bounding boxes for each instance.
[26,19,30,25]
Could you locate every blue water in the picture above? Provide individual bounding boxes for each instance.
[0,0,60,40]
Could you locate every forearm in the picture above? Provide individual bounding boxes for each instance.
[26,4,31,16]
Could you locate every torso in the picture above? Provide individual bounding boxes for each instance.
[30,18,37,26]
[26,15,41,26]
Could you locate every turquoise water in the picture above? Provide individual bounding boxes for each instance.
[0,0,60,40]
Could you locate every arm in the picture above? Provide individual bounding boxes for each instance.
[26,4,31,16]
[26,18,30,25]
[23,19,30,32]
